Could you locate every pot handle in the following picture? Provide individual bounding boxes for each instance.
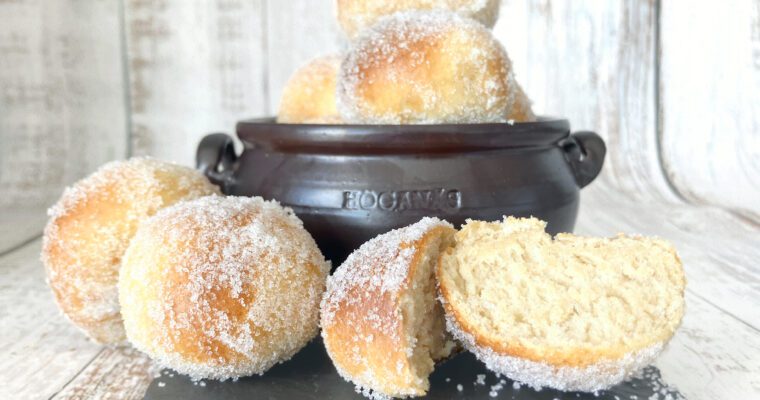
[196,133,238,191]
[560,131,606,188]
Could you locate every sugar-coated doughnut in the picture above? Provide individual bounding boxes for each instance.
[277,55,343,124]
[508,82,536,122]
[337,0,501,39]
[119,196,330,380]
[41,158,220,344]
[437,217,686,392]
[321,218,457,398]
[337,11,523,124]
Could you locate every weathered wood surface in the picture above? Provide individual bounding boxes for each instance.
[0,240,102,399]
[123,0,268,164]
[659,0,760,219]
[0,206,46,255]
[0,0,128,209]
[496,0,679,202]
[53,347,157,400]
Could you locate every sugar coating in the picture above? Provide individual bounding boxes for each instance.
[118,195,330,380]
[337,0,501,39]
[321,217,453,399]
[443,307,666,392]
[337,11,520,124]
[278,54,343,124]
[41,157,220,344]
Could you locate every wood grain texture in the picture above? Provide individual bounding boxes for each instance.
[495,0,678,201]
[0,239,102,400]
[657,292,760,400]
[124,0,268,165]
[0,0,128,208]
[660,0,760,219]
[54,347,157,400]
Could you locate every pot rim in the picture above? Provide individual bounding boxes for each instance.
[236,116,571,153]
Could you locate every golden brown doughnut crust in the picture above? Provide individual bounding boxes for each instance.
[321,218,455,398]
[119,196,330,380]
[277,55,343,124]
[337,11,520,124]
[41,158,220,344]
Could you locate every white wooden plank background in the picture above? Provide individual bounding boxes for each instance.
[0,0,758,399]
[659,0,760,220]
[0,0,128,208]
[124,0,268,165]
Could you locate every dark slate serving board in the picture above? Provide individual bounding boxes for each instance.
[144,338,685,400]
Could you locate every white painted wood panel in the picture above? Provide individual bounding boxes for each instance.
[0,0,128,208]
[0,206,45,255]
[123,0,268,165]
[265,0,345,114]
[54,347,156,400]
[660,0,760,219]
[656,292,760,400]
[495,0,678,201]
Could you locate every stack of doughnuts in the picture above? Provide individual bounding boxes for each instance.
[277,0,535,124]
[41,2,684,398]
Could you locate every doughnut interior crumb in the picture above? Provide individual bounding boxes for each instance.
[438,217,686,392]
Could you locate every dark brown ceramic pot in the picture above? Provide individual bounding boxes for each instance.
[196,117,605,263]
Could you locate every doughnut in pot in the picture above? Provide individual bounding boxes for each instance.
[337,11,525,124]
[508,82,536,122]
[41,158,220,344]
[277,55,343,124]
[119,196,330,380]
[337,0,501,39]
[321,218,457,398]
[437,217,686,392]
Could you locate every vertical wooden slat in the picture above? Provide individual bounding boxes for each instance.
[123,0,268,165]
[660,0,760,219]
[265,0,344,114]
[0,0,128,208]
[495,0,678,201]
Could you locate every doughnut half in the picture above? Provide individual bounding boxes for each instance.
[437,217,686,392]
[321,217,457,398]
